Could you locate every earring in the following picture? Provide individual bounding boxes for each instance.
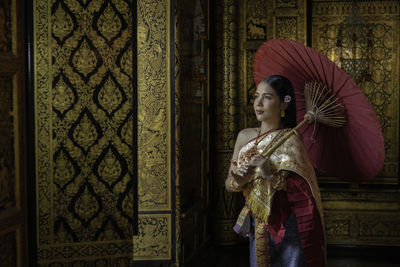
[281,109,285,117]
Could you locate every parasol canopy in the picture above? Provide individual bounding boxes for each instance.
[253,39,384,181]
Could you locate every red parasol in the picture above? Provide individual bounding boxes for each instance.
[253,39,384,182]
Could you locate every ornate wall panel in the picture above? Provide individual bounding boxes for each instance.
[134,0,175,261]
[34,0,134,264]
[312,0,399,180]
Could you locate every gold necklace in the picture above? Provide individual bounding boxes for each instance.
[239,128,263,165]
[234,128,279,167]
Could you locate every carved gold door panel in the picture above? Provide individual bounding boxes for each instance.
[33,0,134,264]
[0,0,28,266]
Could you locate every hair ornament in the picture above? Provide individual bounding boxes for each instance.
[284,95,291,103]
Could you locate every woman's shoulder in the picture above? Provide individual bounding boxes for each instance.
[236,128,259,147]
[238,127,259,139]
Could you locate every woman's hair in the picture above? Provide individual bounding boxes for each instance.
[261,75,297,128]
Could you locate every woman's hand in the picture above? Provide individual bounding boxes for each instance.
[248,155,274,180]
[248,155,267,168]
[231,164,255,186]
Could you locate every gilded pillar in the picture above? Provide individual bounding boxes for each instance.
[213,0,243,245]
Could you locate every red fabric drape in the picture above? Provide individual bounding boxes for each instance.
[267,172,325,267]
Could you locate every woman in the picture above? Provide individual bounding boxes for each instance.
[225,75,325,267]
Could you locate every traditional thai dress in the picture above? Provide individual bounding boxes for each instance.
[231,129,326,267]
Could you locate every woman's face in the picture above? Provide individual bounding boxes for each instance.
[253,81,283,122]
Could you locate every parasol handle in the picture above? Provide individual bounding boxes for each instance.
[261,116,311,158]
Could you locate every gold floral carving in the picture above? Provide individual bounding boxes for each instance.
[53,149,75,189]
[96,2,123,43]
[96,76,124,115]
[52,1,76,44]
[53,77,75,115]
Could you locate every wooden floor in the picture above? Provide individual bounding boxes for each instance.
[192,243,400,267]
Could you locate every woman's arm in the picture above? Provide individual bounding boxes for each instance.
[225,129,254,192]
